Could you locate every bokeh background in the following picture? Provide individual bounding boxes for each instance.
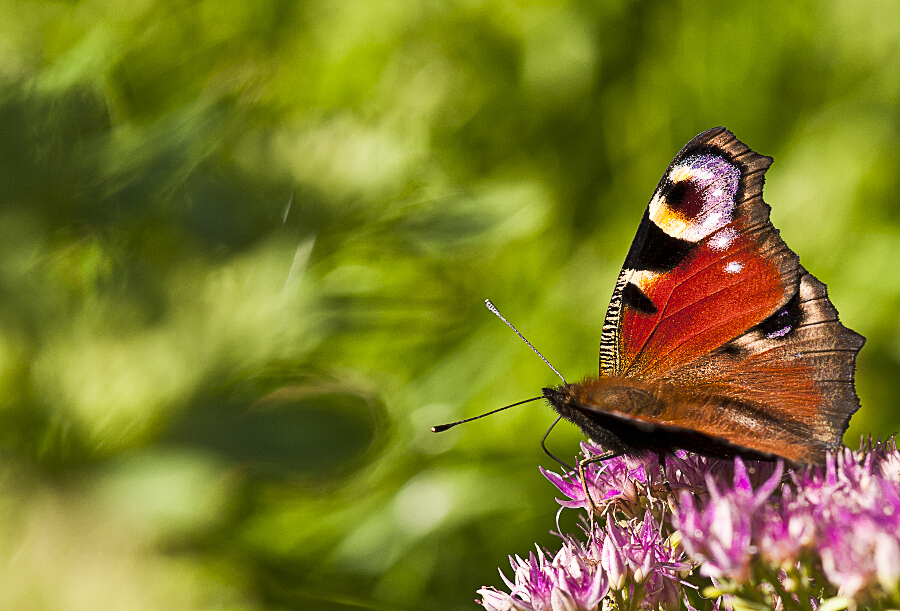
[1,1,898,609]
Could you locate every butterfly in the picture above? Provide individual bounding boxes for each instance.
[541,127,864,465]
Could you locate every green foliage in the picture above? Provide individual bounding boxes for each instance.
[0,0,897,609]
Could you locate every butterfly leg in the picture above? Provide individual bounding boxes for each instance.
[656,452,676,510]
[577,449,625,515]
[541,415,574,471]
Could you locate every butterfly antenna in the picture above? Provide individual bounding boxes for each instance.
[431,396,544,432]
[485,299,566,384]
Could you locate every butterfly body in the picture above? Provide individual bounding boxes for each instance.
[544,127,864,465]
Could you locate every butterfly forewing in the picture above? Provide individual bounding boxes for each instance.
[585,127,864,464]
[601,128,799,378]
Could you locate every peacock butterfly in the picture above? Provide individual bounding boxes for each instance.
[539,127,865,465]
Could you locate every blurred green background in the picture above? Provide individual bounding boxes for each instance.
[0,0,898,609]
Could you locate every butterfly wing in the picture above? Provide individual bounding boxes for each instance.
[667,269,865,461]
[594,127,863,462]
[600,127,796,377]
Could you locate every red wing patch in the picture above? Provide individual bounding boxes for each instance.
[621,220,792,376]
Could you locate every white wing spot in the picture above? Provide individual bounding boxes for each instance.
[708,227,737,251]
[625,268,660,291]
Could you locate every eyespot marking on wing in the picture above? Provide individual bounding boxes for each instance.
[649,154,741,243]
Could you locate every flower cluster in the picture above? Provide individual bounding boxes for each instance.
[478,510,688,611]
[478,541,609,611]
[478,438,900,611]
[675,439,900,605]
[542,443,776,518]
[673,458,785,582]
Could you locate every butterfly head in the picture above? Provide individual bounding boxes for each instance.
[542,380,664,453]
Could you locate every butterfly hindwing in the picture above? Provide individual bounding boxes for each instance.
[684,270,866,456]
